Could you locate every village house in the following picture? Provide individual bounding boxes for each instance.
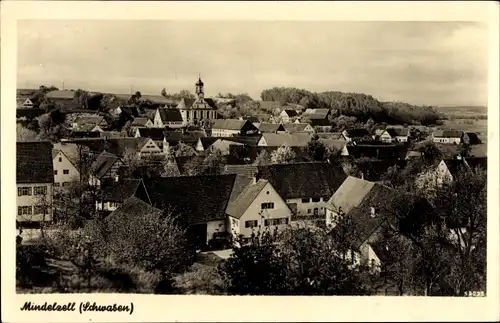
[432,129,466,144]
[175,77,219,125]
[89,151,125,188]
[153,107,184,128]
[52,143,80,188]
[256,123,286,134]
[211,119,259,137]
[326,176,394,268]
[279,109,300,124]
[17,141,54,226]
[226,178,292,244]
[318,138,350,157]
[345,143,408,161]
[130,117,154,128]
[206,139,245,156]
[300,108,331,126]
[375,128,409,143]
[134,127,170,153]
[134,174,247,248]
[257,162,347,218]
[257,133,312,148]
[283,123,315,134]
[416,157,469,189]
[18,98,35,108]
[72,115,109,132]
[195,137,220,152]
[96,179,144,215]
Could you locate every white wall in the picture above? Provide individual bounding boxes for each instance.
[53,151,79,187]
[238,182,291,238]
[286,197,326,217]
[17,183,53,222]
[212,129,240,137]
[433,137,461,144]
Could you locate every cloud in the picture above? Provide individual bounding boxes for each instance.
[17,20,489,106]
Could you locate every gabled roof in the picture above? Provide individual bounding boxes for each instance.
[74,115,106,126]
[46,90,75,100]
[257,162,347,199]
[257,123,286,133]
[282,109,299,117]
[319,139,348,152]
[217,135,262,146]
[328,177,394,250]
[212,119,254,131]
[317,132,344,140]
[465,132,482,145]
[17,141,54,184]
[228,175,254,205]
[283,123,312,133]
[223,164,258,177]
[52,142,80,167]
[303,108,330,119]
[105,196,163,222]
[226,179,269,219]
[198,137,220,150]
[158,108,183,123]
[260,133,312,147]
[136,127,166,141]
[176,98,197,110]
[130,117,152,127]
[101,179,143,202]
[135,175,239,224]
[346,144,408,160]
[386,127,409,137]
[433,129,463,138]
[91,152,120,179]
[106,137,151,155]
[164,131,207,145]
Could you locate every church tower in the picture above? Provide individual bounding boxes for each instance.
[195,76,204,100]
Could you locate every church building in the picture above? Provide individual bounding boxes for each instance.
[176,77,219,126]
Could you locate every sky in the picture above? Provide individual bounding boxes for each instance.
[17,20,489,107]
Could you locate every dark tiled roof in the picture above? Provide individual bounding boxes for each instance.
[257,123,286,133]
[228,175,254,205]
[135,175,238,224]
[119,105,140,118]
[329,177,394,250]
[198,137,220,149]
[257,162,347,200]
[102,179,143,202]
[91,152,120,179]
[224,164,259,178]
[136,127,166,141]
[17,141,54,184]
[260,133,312,147]
[213,119,254,131]
[70,131,102,139]
[433,129,463,138]
[16,108,46,119]
[283,123,313,133]
[355,160,407,182]
[130,117,151,127]
[226,179,268,219]
[165,131,207,146]
[465,132,482,145]
[176,98,197,110]
[105,196,163,222]
[465,157,487,170]
[283,109,299,117]
[158,108,183,122]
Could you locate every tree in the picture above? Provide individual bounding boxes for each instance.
[37,110,69,142]
[16,123,38,142]
[418,141,443,165]
[270,145,295,164]
[254,150,271,166]
[161,88,167,98]
[173,142,196,157]
[307,135,329,161]
[199,149,226,175]
[459,143,472,158]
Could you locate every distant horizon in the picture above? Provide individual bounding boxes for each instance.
[18,21,489,107]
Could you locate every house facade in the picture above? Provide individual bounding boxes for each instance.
[211,119,259,137]
[154,108,184,128]
[89,152,124,188]
[52,149,80,188]
[226,179,292,243]
[17,142,54,225]
[433,130,465,144]
[279,109,299,124]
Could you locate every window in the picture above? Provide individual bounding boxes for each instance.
[62,182,71,187]
[301,198,310,203]
[261,202,274,209]
[54,182,60,187]
[17,187,32,196]
[314,208,319,216]
[33,205,47,215]
[311,197,320,202]
[264,219,270,226]
[34,186,47,195]
[109,202,120,208]
[58,157,62,162]
[54,170,58,175]
[17,206,32,216]
[245,220,258,228]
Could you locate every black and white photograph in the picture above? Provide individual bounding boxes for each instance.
[2,1,499,322]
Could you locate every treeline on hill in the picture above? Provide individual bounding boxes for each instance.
[260,87,443,126]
